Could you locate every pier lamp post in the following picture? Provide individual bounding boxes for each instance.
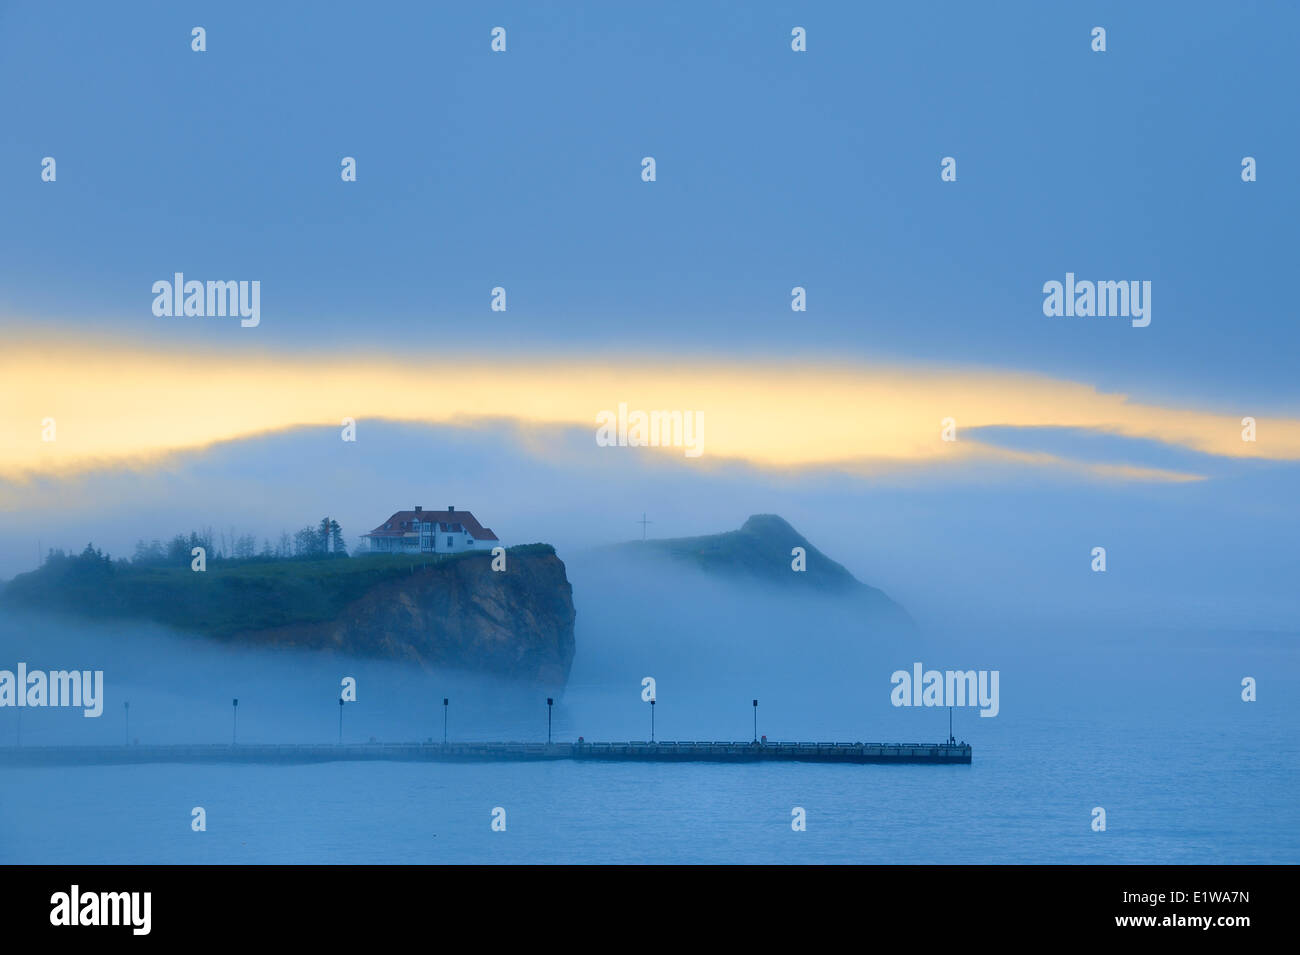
[232,698,238,746]
[752,699,758,743]
[650,698,656,743]
[443,697,448,745]
[124,700,130,745]
[547,698,553,745]
[338,697,345,744]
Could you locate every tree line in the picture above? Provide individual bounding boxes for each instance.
[42,517,351,569]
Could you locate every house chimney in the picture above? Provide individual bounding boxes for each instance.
[414,506,422,513]
[448,505,454,512]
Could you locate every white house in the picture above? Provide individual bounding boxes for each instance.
[362,506,500,555]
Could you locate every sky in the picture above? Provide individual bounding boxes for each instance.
[1,1,1298,629]
[1,2,1296,395]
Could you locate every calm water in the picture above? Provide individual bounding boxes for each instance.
[1,616,1296,863]
[2,689,1296,863]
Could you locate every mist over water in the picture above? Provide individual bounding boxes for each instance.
[2,539,1296,863]
[1,424,1297,862]
[0,543,916,748]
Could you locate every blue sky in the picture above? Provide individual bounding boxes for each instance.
[2,0,1297,408]
[1,1,1298,629]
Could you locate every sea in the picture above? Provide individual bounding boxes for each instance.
[2,622,1297,864]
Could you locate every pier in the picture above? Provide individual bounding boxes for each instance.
[0,740,971,767]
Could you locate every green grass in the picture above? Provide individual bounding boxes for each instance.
[1,545,556,639]
[606,514,862,592]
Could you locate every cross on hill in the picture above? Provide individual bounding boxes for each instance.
[637,513,653,540]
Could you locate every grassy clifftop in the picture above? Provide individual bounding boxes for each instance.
[610,514,871,594]
[1,544,557,640]
[602,513,912,629]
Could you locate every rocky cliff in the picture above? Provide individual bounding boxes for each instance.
[0,545,576,686]
[241,549,576,685]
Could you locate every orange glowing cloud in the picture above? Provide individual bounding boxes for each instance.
[1,334,1295,482]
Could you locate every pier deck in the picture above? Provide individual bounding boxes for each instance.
[0,741,971,766]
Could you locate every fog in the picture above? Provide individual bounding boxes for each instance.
[3,419,1298,634]
[0,419,1296,751]
[3,550,1294,752]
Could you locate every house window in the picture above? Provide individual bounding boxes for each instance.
[447,536,453,548]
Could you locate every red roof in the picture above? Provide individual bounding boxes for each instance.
[363,509,499,541]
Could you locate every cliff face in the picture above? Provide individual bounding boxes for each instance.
[241,550,576,686]
[0,546,577,687]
